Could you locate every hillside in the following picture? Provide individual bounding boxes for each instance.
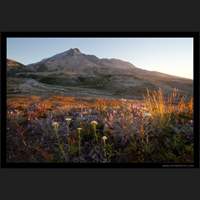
[7,59,25,70]
[7,48,193,99]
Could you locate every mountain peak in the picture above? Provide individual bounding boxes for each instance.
[67,48,81,55]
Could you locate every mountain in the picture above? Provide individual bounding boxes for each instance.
[7,59,25,71]
[27,48,136,74]
[7,48,193,99]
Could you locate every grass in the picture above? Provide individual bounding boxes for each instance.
[144,88,193,127]
[6,88,193,163]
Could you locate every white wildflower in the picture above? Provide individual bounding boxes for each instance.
[102,136,108,141]
[77,127,82,131]
[65,117,72,122]
[102,136,108,145]
[90,120,98,125]
[52,121,59,129]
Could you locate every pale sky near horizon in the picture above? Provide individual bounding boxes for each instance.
[7,37,193,79]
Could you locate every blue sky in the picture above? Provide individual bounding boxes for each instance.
[7,37,193,79]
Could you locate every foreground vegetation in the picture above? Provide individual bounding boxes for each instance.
[7,89,193,163]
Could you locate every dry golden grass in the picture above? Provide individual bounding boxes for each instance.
[144,88,193,126]
[7,95,139,112]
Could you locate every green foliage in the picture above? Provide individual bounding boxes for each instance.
[78,75,112,89]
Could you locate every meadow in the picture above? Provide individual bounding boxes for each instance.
[6,88,194,163]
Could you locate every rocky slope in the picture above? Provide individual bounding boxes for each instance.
[7,48,193,99]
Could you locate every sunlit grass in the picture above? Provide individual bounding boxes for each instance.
[143,88,193,127]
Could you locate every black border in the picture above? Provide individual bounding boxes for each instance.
[1,32,199,168]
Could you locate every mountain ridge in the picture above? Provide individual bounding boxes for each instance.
[7,48,193,99]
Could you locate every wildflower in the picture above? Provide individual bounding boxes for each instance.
[102,135,107,141]
[90,120,98,125]
[102,136,108,158]
[77,127,82,132]
[65,118,72,130]
[91,121,98,142]
[102,136,108,144]
[65,117,72,122]
[52,121,59,129]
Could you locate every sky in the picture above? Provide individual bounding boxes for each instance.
[7,37,193,79]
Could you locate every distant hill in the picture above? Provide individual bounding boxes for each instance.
[7,48,193,99]
[7,59,25,70]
